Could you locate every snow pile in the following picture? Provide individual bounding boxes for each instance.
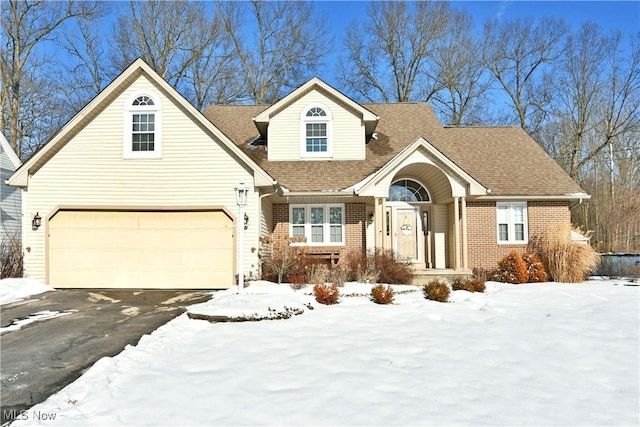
[0,278,54,305]
[13,280,640,426]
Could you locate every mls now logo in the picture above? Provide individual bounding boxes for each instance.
[3,409,57,422]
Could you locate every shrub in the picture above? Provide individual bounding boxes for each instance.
[308,263,330,285]
[370,284,395,304]
[313,283,340,305]
[451,277,486,293]
[451,277,467,291]
[467,277,486,293]
[496,252,528,284]
[530,223,600,283]
[259,235,308,283]
[287,274,307,290]
[423,279,450,302]
[523,252,548,283]
[373,248,413,285]
[472,267,498,282]
[1,233,23,279]
[327,264,350,287]
[341,249,380,284]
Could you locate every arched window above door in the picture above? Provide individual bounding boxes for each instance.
[388,179,430,202]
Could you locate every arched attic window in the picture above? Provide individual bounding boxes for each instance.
[388,179,430,202]
[124,92,162,159]
[300,104,332,157]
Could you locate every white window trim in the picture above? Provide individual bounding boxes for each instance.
[300,104,332,158]
[289,204,345,246]
[496,201,528,244]
[123,91,162,159]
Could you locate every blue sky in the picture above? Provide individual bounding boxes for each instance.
[313,0,639,85]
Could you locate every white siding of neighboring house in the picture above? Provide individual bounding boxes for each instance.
[267,90,366,161]
[1,138,21,244]
[21,75,259,284]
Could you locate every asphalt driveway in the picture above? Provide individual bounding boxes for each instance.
[0,288,213,424]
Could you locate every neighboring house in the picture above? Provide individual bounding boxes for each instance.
[7,59,588,289]
[1,133,22,244]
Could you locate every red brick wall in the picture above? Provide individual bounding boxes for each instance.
[466,200,571,269]
[271,203,366,257]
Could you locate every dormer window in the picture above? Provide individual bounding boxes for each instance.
[124,92,162,159]
[301,104,332,157]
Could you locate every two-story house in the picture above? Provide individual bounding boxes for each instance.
[7,59,588,289]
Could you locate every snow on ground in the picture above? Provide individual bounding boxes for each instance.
[0,278,54,305]
[0,310,74,335]
[12,279,640,426]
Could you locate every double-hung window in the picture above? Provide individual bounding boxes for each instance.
[301,105,332,157]
[497,202,528,243]
[289,204,344,245]
[124,92,161,159]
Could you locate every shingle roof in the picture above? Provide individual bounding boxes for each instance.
[203,103,584,196]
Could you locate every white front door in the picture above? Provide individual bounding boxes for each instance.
[395,208,418,261]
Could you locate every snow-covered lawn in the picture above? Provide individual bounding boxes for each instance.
[11,279,640,426]
[0,278,54,305]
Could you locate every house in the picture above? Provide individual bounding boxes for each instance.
[1,133,22,245]
[7,59,588,289]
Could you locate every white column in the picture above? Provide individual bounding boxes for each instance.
[453,197,460,270]
[461,196,468,270]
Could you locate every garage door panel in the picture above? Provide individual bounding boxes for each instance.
[49,210,234,289]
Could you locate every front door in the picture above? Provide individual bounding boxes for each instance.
[395,208,418,260]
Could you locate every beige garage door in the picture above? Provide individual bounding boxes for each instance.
[48,210,234,289]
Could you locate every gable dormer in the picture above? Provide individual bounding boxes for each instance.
[253,78,379,161]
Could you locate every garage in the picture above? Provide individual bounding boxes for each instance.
[48,209,234,289]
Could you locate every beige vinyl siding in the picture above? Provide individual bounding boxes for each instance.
[267,90,365,161]
[22,75,257,286]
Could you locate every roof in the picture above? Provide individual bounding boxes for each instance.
[204,102,585,197]
[0,133,21,170]
[8,59,275,188]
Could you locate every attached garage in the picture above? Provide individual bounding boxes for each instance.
[47,209,235,289]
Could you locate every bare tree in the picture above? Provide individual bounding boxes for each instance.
[110,1,242,109]
[57,5,112,114]
[482,16,568,136]
[218,1,330,104]
[339,0,451,103]
[426,9,492,125]
[1,0,99,158]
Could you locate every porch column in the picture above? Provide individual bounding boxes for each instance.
[374,197,385,249]
[461,196,468,270]
[453,197,461,270]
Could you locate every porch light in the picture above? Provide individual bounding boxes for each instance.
[32,212,42,230]
[234,182,250,294]
[368,212,374,223]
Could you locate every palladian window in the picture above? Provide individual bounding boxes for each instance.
[301,105,332,157]
[388,179,430,202]
[124,92,162,159]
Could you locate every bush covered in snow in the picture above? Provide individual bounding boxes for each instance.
[423,279,450,302]
[370,284,395,304]
[451,277,486,293]
[496,252,529,284]
[313,283,340,305]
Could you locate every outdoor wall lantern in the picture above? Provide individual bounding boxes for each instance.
[234,182,251,294]
[368,212,374,224]
[32,212,42,230]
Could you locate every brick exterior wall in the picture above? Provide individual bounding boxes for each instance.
[466,200,571,269]
[272,203,366,258]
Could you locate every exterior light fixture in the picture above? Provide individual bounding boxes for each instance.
[368,212,374,223]
[32,212,42,230]
[234,182,250,294]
